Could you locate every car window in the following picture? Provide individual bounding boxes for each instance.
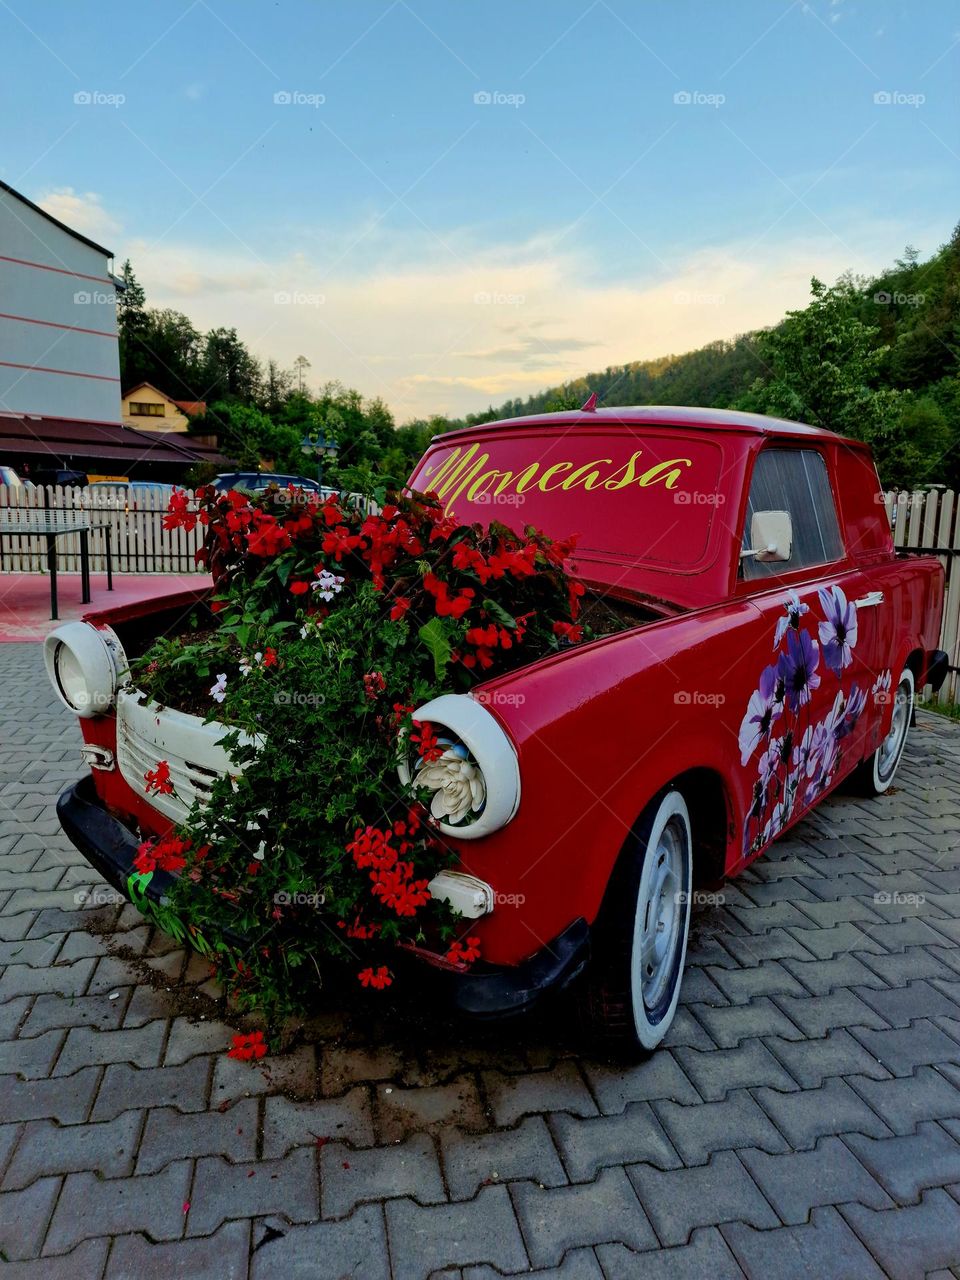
[741,447,843,579]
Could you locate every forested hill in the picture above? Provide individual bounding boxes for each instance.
[478,225,960,490]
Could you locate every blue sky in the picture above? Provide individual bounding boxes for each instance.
[2,0,957,420]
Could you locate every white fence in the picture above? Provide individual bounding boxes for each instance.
[0,483,203,575]
[1,482,959,702]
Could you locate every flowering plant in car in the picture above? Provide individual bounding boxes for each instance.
[107,484,585,1015]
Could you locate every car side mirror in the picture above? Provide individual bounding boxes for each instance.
[742,509,793,563]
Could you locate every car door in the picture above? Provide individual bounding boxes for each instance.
[736,444,869,859]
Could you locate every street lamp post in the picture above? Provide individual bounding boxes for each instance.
[300,433,338,492]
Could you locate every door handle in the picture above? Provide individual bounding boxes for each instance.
[853,590,884,608]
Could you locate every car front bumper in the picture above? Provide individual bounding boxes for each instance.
[56,776,591,1020]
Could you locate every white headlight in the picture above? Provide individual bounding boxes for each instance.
[399,693,520,839]
[43,622,125,718]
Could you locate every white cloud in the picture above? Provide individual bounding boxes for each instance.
[122,219,925,421]
[37,187,122,241]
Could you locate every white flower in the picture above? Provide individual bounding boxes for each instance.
[210,672,228,703]
[415,748,485,824]
[312,569,345,602]
[239,651,263,677]
[300,617,323,639]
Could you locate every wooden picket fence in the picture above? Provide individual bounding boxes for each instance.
[0,483,202,575]
[1,482,959,702]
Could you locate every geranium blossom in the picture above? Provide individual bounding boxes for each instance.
[358,965,393,989]
[446,935,482,965]
[210,673,228,703]
[228,1030,268,1060]
[144,760,174,796]
[818,585,858,676]
[313,568,345,600]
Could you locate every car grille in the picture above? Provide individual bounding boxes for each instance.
[116,689,256,824]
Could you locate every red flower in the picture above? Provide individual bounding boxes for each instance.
[552,621,583,643]
[364,671,387,700]
[410,720,443,763]
[390,597,412,621]
[162,488,198,533]
[289,580,310,595]
[247,514,292,557]
[144,760,174,796]
[134,834,191,875]
[358,965,393,990]
[261,647,278,668]
[423,573,474,618]
[446,935,482,966]
[228,1030,268,1061]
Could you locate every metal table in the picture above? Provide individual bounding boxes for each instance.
[0,510,113,620]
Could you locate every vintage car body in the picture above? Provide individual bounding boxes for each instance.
[47,406,949,1051]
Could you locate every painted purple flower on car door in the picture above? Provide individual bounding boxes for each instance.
[776,627,821,712]
[818,584,858,676]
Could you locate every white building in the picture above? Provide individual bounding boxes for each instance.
[0,179,122,425]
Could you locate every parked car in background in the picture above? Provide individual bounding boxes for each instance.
[212,471,323,494]
[0,465,23,488]
[82,481,175,512]
[44,406,949,1055]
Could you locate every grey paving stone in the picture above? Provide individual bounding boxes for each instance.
[135,1098,258,1173]
[754,1076,892,1148]
[597,1227,745,1280]
[765,1028,892,1089]
[512,1167,655,1267]
[53,1020,167,1075]
[673,1038,797,1101]
[187,1147,318,1236]
[690,996,804,1047]
[653,1089,789,1165]
[0,1239,109,1279]
[483,1061,598,1126]
[0,1176,61,1261]
[781,953,886,995]
[375,1075,485,1142]
[0,1028,63,1078]
[91,1057,211,1121]
[849,1020,960,1076]
[740,1136,894,1224]
[550,1102,680,1182]
[2,1066,100,1124]
[723,1204,885,1279]
[579,1052,699,1114]
[850,1067,960,1134]
[321,1133,444,1217]
[848,1122,960,1202]
[107,1221,250,1280]
[251,1204,389,1279]
[706,961,807,1004]
[387,1185,527,1280]
[858,946,958,986]
[44,1160,192,1253]
[20,991,127,1037]
[771,988,889,1037]
[262,1087,375,1158]
[0,956,96,1001]
[442,1115,567,1199]
[628,1150,777,1244]
[211,1042,315,1102]
[841,1188,960,1279]
[3,1110,141,1190]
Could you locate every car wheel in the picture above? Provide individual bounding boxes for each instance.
[577,788,693,1055]
[851,666,914,796]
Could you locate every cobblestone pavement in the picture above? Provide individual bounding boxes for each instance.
[2,641,960,1278]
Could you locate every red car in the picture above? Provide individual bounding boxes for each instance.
[46,406,948,1053]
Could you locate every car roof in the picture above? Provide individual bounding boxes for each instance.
[434,404,868,450]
